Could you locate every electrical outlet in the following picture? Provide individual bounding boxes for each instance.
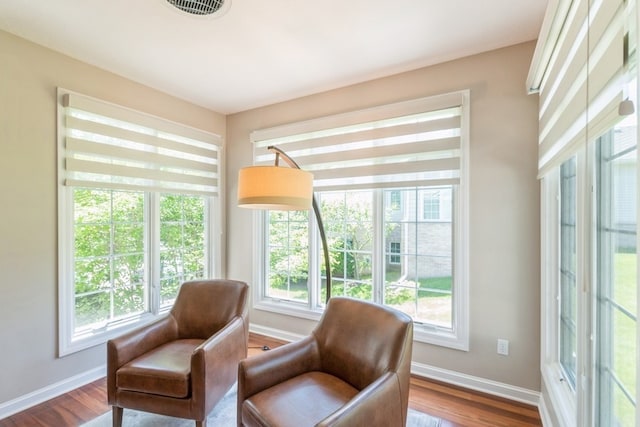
[497,339,509,356]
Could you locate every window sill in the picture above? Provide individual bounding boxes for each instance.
[413,326,469,351]
[253,299,324,322]
[541,362,577,427]
[59,311,165,357]
[253,298,468,351]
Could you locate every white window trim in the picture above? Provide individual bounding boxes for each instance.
[251,91,470,351]
[541,148,598,427]
[540,169,579,427]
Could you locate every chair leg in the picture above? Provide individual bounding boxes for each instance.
[195,419,207,427]
[112,406,123,427]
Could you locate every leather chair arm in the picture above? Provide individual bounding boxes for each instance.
[108,315,178,367]
[190,316,248,417]
[238,336,321,400]
[317,373,404,427]
[106,315,178,403]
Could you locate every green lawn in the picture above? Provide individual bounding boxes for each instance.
[612,252,637,426]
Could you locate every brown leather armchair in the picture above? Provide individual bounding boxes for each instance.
[107,279,249,427]
[237,297,413,427]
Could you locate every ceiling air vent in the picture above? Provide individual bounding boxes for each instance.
[166,0,229,16]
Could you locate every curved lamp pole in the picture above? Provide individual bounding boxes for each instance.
[237,146,331,303]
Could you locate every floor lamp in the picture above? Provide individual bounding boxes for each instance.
[237,145,332,303]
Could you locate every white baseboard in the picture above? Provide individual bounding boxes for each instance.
[0,365,106,420]
[411,362,541,407]
[249,324,306,344]
[250,323,542,410]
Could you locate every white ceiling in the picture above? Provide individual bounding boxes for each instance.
[0,0,547,114]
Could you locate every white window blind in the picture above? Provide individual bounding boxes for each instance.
[529,0,627,177]
[60,89,221,196]
[250,91,468,191]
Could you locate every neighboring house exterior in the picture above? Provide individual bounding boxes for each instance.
[385,188,453,279]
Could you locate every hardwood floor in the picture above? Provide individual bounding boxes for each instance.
[0,334,542,426]
[409,376,542,427]
[0,379,108,427]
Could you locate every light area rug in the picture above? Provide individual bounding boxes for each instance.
[83,384,441,427]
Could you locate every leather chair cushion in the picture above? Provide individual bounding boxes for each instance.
[242,371,358,427]
[116,339,204,398]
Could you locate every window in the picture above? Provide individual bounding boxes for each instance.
[595,122,637,426]
[322,190,374,302]
[72,190,208,328]
[389,190,402,211]
[422,189,441,220]
[384,187,454,328]
[559,157,577,390]
[57,89,221,355]
[541,110,639,426]
[72,189,147,330]
[252,91,469,349]
[389,242,401,265]
[159,194,208,306]
[266,210,310,303]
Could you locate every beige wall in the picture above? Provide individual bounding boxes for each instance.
[0,30,225,405]
[226,41,541,391]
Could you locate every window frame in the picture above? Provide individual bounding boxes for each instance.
[540,166,580,427]
[251,92,470,351]
[541,127,639,427]
[56,90,222,356]
[58,187,220,356]
[559,157,578,390]
[594,126,638,426]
